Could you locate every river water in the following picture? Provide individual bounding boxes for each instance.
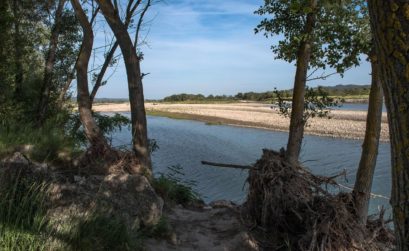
[112,114,391,215]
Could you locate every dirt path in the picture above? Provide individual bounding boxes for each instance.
[145,205,258,251]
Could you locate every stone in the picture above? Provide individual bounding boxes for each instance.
[99,173,164,227]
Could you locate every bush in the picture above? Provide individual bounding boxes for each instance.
[152,165,199,206]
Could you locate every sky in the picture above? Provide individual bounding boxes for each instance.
[92,0,371,100]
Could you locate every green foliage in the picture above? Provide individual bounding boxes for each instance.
[274,86,341,122]
[64,213,140,251]
[161,85,369,103]
[0,173,49,251]
[0,173,142,251]
[255,0,370,74]
[153,165,200,206]
[68,112,131,146]
[0,113,80,162]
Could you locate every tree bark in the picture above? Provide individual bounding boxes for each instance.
[96,0,151,172]
[37,0,66,124]
[353,55,383,225]
[71,0,110,153]
[285,0,317,165]
[367,1,409,249]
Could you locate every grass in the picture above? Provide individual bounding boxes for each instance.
[158,99,238,104]
[152,165,200,206]
[0,170,146,251]
[0,119,80,163]
[61,213,141,251]
[146,110,194,120]
[0,171,49,251]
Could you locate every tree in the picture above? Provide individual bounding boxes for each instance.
[71,0,110,154]
[367,1,409,249]
[96,0,152,172]
[353,51,383,225]
[255,0,369,164]
[37,0,66,125]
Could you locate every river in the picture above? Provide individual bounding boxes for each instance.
[112,114,391,215]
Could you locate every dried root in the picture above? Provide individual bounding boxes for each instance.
[242,149,395,251]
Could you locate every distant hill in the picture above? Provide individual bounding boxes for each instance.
[162,84,370,102]
[320,84,371,96]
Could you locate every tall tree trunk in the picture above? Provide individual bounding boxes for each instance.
[353,54,383,225]
[367,1,409,250]
[285,0,317,165]
[12,0,23,99]
[71,0,110,153]
[37,0,66,124]
[96,0,151,172]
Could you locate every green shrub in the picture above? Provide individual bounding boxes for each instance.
[152,165,200,206]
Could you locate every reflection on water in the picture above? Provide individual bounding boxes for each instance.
[112,115,391,215]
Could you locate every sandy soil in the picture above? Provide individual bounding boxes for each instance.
[145,205,258,251]
[93,102,389,141]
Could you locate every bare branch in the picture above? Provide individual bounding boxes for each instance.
[134,0,151,47]
[90,0,142,103]
[201,160,253,170]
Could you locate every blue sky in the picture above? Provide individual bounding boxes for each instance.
[92,0,371,99]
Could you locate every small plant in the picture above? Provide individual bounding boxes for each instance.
[153,165,200,206]
[273,86,342,125]
[141,217,171,239]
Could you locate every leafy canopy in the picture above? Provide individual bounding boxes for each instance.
[255,0,370,74]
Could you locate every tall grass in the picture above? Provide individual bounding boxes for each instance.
[0,116,79,162]
[0,171,49,251]
[0,170,143,250]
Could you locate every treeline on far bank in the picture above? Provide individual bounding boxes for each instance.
[162,84,371,102]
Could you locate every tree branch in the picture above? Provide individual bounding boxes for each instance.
[134,0,151,47]
[201,160,253,170]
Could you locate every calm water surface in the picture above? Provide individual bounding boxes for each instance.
[335,103,387,112]
[112,115,391,214]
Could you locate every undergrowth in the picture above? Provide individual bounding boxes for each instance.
[0,171,49,251]
[0,169,145,251]
[152,165,200,206]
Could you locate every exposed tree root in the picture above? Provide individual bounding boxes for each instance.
[242,149,394,251]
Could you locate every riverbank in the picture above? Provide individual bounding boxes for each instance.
[94,102,389,141]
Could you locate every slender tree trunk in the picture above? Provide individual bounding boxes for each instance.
[12,0,23,99]
[57,67,75,106]
[96,0,152,172]
[285,0,317,165]
[353,55,383,225]
[90,41,118,104]
[71,0,110,153]
[368,1,409,250]
[37,0,66,124]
